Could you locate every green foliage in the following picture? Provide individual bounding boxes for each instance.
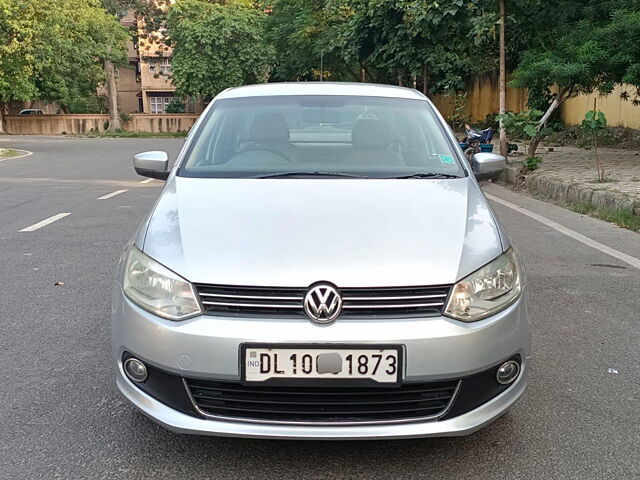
[0,0,37,102]
[497,110,545,139]
[84,129,188,138]
[265,0,499,91]
[498,109,552,171]
[445,92,470,132]
[581,109,607,134]
[68,93,109,114]
[266,0,352,81]
[165,98,186,114]
[511,4,640,111]
[523,156,542,171]
[327,0,488,90]
[0,0,129,109]
[119,112,133,122]
[167,0,274,98]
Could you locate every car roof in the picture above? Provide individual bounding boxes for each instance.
[215,82,427,101]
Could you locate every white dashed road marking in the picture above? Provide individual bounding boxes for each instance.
[19,213,71,232]
[486,193,640,270]
[138,178,154,184]
[97,189,128,200]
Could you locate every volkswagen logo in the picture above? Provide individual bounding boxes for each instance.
[303,283,343,324]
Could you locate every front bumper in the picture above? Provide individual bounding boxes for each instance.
[112,286,531,439]
[116,360,527,439]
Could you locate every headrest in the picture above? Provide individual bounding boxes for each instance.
[351,119,391,149]
[249,113,290,142]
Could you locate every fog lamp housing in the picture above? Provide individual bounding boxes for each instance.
[496,359,520,385]
[124,357,148,383]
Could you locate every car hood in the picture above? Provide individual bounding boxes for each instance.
[142,177,503,287]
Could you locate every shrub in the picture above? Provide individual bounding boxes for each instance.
[166,98,186,114]
[523,156,542,172]
[581,110,608,183]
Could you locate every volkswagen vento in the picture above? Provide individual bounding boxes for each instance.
[112,82,531,439]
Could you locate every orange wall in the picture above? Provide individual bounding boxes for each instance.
[5,114,198,135]
[431,72,640,129]
[431,71,528,122]
[561,85,640,128]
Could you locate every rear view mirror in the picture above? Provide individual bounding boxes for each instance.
[133,151,170,180]
[471,152,506,181]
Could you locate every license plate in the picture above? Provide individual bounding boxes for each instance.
[242,345,401,384]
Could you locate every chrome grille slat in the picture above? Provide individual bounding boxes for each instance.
[343,294,447,301]
[201,301,302,309]
[199,293,301,301]
[343,302,444,309]
[195,284,451,318]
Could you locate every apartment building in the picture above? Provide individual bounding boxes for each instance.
[117,11,202,114]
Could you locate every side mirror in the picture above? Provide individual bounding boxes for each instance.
[133,151,170,180]
[472,152,506,181]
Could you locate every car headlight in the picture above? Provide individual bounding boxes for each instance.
[123,246,202,320]
[444,248,522,322]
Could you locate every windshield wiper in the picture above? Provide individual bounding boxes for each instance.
[254,171,369,179]
[385,173,461,179]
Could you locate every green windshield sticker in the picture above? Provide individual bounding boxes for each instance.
[439,154,455,164]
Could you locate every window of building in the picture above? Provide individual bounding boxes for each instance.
[160,58,171,74]
[149,92,177,114]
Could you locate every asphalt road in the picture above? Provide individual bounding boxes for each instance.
[0,136,638,479]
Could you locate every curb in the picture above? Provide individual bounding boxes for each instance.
[498,162,640,217]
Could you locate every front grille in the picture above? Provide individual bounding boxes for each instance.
[195,284,306,317]
[195,284,452,318]
[185,379,459,424]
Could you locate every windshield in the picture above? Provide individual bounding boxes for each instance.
[179,95,465,179]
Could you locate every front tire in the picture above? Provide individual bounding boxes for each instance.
[464,148,476,162]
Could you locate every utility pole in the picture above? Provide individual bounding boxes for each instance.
[320,50,323,82]
[498,0,507,158]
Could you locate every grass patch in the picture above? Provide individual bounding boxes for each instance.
[0,148,20,158]
[78,129,188,138]
[570,202,640,232]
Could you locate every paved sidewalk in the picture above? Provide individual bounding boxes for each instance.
[514,145,640,200]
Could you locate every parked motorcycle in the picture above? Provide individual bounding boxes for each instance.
[460,124,494,161]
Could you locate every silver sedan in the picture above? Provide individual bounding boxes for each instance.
[112,82,531,439]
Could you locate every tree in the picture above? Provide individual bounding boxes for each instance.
[0,0,37,132]
[167,0,274,98]
[266,0,358,81]
[0,0,128,132]
[317,0,488,93]
[581,109,608,182]
[498,0,507,157]
[165,98,186,113]
[511,4,640,158]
